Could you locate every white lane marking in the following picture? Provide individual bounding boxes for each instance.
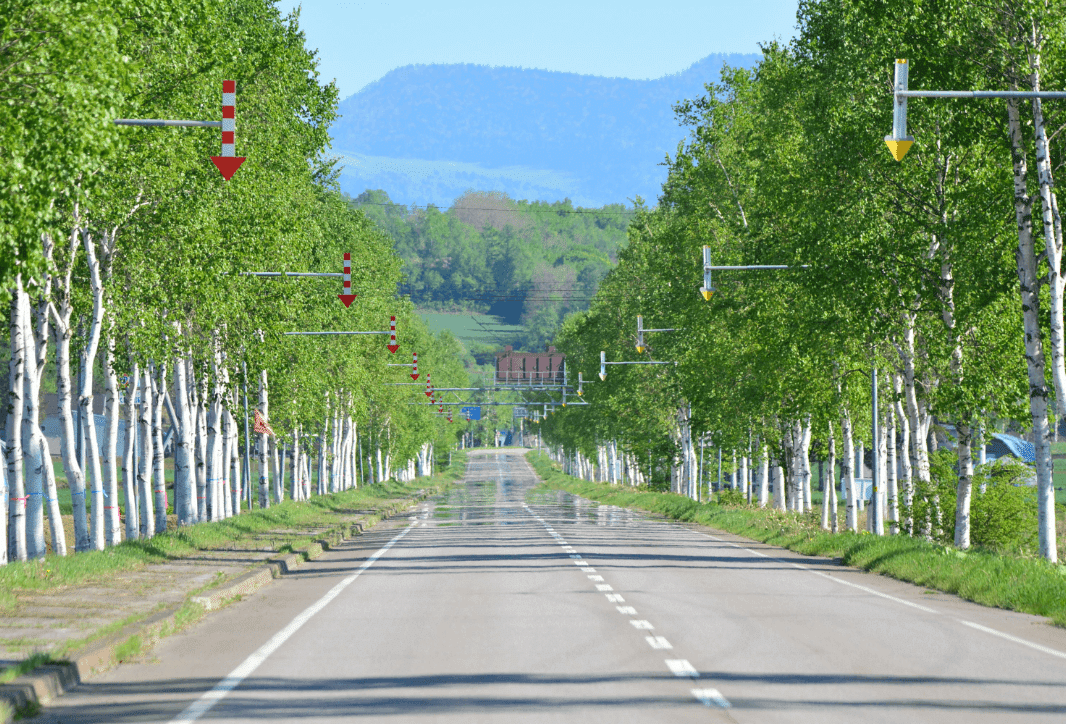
[569,554,582,559]
[573,560,587,566]
[587,575,604,582]
[596,584,614,592]
[563,547,576,553]
[692,529,1066,662]
[579,567,596,573]
[958,620,1066,661]
[629,619,654,630]
[168,521,416,723]
[665,659,697,676]
[606,594,625,603]
[692,688,730,708]
[616,606,637,615]
[646,636,673,649]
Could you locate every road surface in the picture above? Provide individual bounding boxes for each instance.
[37,449,1066,722]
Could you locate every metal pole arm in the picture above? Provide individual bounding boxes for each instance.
[283,331,388,336]
[239,272,345,278]
[114,119,222,128]
[898,90,1066,99]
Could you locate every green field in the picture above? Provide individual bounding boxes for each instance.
[417,310,526,352]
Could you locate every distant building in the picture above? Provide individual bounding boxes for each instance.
[495,345,565,385]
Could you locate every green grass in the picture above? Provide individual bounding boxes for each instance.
[0,454,466,595]
[526,451,1066,628]
[417,310,525,351]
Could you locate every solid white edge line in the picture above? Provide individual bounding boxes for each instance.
[692,529,1066,659]
[958,619,1066,661]
[168,521,417,723]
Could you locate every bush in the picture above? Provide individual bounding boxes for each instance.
[971,458,1038,552]
[716,487,746,506]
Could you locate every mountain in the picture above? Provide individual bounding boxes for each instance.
[330,53,761,207]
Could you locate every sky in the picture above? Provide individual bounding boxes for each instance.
[275,0,801,100]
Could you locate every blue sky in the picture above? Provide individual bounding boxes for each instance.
[276,1,800,100]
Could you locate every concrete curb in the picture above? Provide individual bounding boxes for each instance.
[0,490,436,723]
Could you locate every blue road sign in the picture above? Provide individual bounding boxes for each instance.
[461,406,481,420]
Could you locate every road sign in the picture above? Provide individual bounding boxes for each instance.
[411,352,419,380]
[210,81,246,180]
[387,316,399,353]
[885,60,915,162]
[461,406,481,420]
[338,253,356,307]
[701,246,714,300]
[513,407,528,417]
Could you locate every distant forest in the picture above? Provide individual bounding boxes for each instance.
[349,190,635,350]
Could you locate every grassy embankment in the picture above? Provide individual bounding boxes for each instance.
[526,450,1066,628]
[0,453,465,605]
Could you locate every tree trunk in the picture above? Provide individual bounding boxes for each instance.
[137,366,155,539]
[1008,96,1057,561]
[152,362,167,533]
[19,284,47,558]
[757,441,769,507]
[258,370,270,509]
[174,353,194,525]
[841,407,857,533]
[122,364,139,541]
[7,278,27,562]
[824,421,838,532]
[102,334,121,545]
[887,398,899,534]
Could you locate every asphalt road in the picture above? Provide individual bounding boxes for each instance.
[37,449,1066,722]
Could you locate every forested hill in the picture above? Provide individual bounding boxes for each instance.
[349,190,634,351]
[332,53,760,207]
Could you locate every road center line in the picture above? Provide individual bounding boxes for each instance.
[168,521,417,723]
[692,688,731,708]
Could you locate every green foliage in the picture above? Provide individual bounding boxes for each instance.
[350,189,634,349]
[716,487,747,506]
[971,460,1039,552]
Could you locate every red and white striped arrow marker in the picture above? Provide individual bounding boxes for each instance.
[338,253,356,307]
[411,352,419,381]
[210,81,246,180]
[387,316,399,353]
[425,373,433,397]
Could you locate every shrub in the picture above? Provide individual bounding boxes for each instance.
[716,487,746,506]
[970,458,1038,552]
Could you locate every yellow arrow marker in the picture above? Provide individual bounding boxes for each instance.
[598,373,607,382]
[636,345,645,353]
[577,390,583,396]
[701,289,714,301]
[885,138,913,162]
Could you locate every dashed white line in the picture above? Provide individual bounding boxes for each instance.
[629,619,654,630]
[691,688,730,708]
[665,659,697,676]
[645,636,672,649]
[569,554,582,559]
[579,567,596,573]
[596,584,614,592]
[616,606,637,615]
[587,575,604,582]
[605,594,625,603]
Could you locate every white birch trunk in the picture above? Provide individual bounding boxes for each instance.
[7,278,27,561]
[799,416,812,513]
[757,442,769,508]
[152,362,167,533]
[841,407,857,532]
[19,284,47,557]
[137,366,155,539]
[80,227,107,551]
[1008,96,1057,560]
[258,370,270,509]
[102,335,121,545]
[887,400,899,534]
[824,422,838,532]
[122,364,139,540]
[174,352,194,525]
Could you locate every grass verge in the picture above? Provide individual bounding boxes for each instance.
[526,451,1066,628]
